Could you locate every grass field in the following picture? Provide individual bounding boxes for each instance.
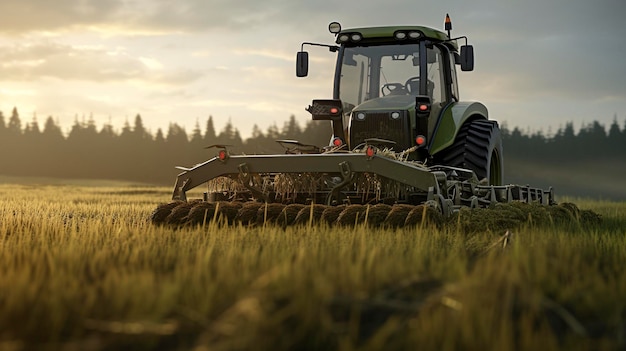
[0,183,625,350]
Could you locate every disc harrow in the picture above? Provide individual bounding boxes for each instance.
[151,201,443,228]
[150,199,599,231]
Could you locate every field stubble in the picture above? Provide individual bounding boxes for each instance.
[0,183,625,350]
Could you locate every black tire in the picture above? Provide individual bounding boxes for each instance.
[433,119,503,185]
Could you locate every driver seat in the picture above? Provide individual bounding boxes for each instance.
[389,86,408,95]
[406,79,435,96]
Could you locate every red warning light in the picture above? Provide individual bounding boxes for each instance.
[418,104,429,111]
[332,137,343,147]
[218,150,228,160]
[416,135,426,146]
[366,146,375,157]
[329,107,339,114]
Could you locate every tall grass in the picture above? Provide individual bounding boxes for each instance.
[0,184,624,350]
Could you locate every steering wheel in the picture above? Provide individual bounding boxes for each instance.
[381,83,407,96]
[405,77,420,94]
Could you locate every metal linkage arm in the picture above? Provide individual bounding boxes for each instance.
[171,153,439,201]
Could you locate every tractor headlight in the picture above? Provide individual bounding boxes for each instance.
[390,111,401,120]
[355,112,366,121]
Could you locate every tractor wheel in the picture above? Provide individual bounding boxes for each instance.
[434,119,503,185]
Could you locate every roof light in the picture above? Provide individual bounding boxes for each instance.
[350,33,362,42]
[394,31,407,40]
[329,22,342,34]
[338,34,350,42]
[408,31,421,39]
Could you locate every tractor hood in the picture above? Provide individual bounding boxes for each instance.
[349,95,416,152]
[352,95,415,113]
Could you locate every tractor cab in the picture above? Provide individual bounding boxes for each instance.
[297,18,474,159]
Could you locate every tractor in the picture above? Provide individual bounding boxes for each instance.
[151,15,552,227]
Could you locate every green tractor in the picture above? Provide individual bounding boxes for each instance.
[296,17,502,186]
[151,16,551,226]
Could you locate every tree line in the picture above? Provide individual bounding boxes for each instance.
[503,118,626,162]
[0,108,331,184]
[0,107,624,185]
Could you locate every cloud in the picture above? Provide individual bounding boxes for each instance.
[0,0,292,35]
[0,0,124,34]
[0,41,204,84]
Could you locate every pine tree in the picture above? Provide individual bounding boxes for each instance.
[608,116,621,140]
[216,119,236,145]
[155,128,165,144]
[133,114,149,140]
[203,116,217,144]
[266,123,280,141]
[8,107,22,136]
[0,111,7,140]
[251,124,264,139]
[166,123,188,145]
[85,115,98,137]
[42,117,64,142]
[190,120,203,146]
[607,116,622,158]
[281,115,301,139]
[99,122,117,140]
[24,115,41,136]
[119,120,133,141]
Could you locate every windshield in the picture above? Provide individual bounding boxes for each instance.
[338,43,420,112]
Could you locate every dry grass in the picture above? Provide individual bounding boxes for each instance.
[0,183,625,350]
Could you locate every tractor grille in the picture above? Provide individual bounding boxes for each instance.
[349,111,412,151]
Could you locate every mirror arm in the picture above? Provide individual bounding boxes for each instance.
[447,35,468,46]
[301,42,340,52]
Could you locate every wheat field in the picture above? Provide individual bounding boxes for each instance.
[0,182,625,351]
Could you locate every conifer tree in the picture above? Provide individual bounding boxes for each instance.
[8,107,22,136]
[24,115,41,136]
[133,114,149,140]
[281,115,301,138]
[155,128,165,144]
[607,116,624,157]
[42,117,64,143]
[99,122,116,140]
[203,116,217,144]
[190,120,203,146]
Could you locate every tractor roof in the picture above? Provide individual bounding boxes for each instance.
[337,26,457,50]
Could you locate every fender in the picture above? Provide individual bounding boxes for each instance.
[429,101,488,155]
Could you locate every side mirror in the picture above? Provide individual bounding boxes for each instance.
[296,51,309,77]
[460,45,474,71]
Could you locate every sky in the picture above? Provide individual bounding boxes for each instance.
[1,0,625,139]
